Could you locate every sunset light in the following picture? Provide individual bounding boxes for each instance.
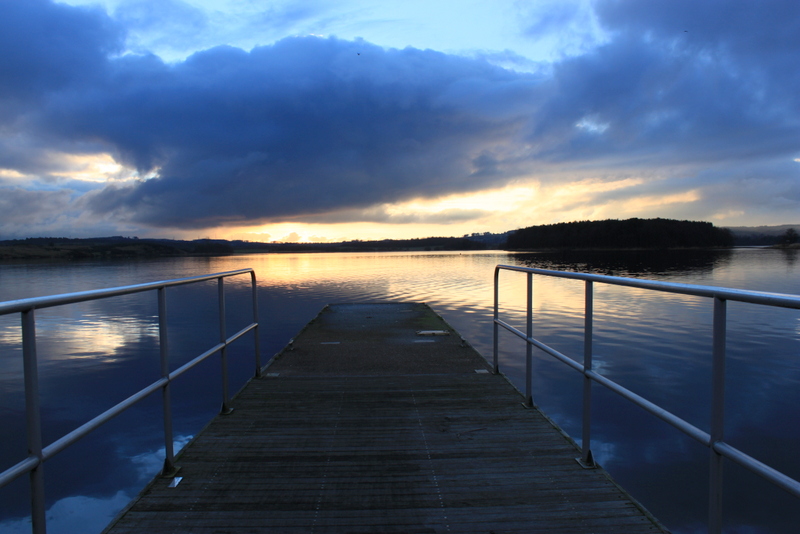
[2,5,799,534]
[0,0,798,240]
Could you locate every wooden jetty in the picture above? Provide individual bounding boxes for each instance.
[104,302,667,533]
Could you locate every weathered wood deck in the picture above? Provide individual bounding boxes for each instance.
[104,302,667,533]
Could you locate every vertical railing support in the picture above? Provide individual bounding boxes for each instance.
[159,288,178,477]
[493,267,500,374]
[250,271,262,378]
[1,268,259,525]
[218,278,233,415]
[709,296,727,534]
[579,280,596,468]
[22,309,46,534]
[525,272,533,407]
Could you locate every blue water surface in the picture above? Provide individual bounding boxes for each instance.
[0,248,798,533]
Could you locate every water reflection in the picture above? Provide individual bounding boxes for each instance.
[0,249,798,533]
[513,248,734,279]
[34,313,157,366]
[0,435,192,534]
[497,249,800,534]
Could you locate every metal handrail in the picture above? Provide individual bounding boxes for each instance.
[0,268,262,534]
[493,264,800,534]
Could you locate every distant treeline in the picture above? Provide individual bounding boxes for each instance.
[0,233,510,260]
[0,236,193,260]
[6,221,796,261]
[506,218,734,250]
[728,227,799,246]
[231,233,508,253]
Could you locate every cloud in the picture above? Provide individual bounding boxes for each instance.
[112,0,209,58]
[0,183,141,239]
[0,435,193,534]
[113,0,335,62]
[1,0,800,237]
[294,205,491,225]
[274,232,301,243]
[129,434,192,480]
[530,46,793,167]
[307,235,331,243]
[0,187,74,224]
[466,49,549,74]
[519,0,607,59]
[0,0,122,104]
[0,491,131,534]
[31,35,542,229]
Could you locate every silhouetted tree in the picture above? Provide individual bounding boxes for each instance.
[506,218,734,250]
[780,228,798,245]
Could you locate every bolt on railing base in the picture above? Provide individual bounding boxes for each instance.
[160,462,181,478]
[576,451,597,470]
[220,405,234,415]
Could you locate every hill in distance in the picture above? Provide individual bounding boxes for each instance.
[506,218,737,250]
[0,233,511,260]
[723,224,800,246]
[1,219,798,261]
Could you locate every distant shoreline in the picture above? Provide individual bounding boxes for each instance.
[0,242,784,263]
[0,234,505,261]
[2,219,798,262]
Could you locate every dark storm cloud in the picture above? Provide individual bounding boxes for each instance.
[0,0,122,103]
[597,0,800,58]
[529,0,800,167]
[43,36,541,228]
[0,186,72,224]
[0,0,123,182]
[1,0,799,232]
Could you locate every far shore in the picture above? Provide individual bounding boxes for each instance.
[3,242,796,264]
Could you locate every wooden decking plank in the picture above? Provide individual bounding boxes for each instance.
[103,303,666,534]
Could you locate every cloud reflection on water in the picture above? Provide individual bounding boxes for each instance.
[0,249,798,533]
[0,436,191,534]
[0,492,131,534]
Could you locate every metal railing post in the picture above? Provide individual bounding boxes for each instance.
[159,287,178,477]
[250,271,262,378]
[709,296,727,534]
[580,280,596,468]
[490,264,800,529]
[493,267,500,374]
[0,268,259,523]
[218,278,233,414]
[22,309,46,534]
[525,272,533,407]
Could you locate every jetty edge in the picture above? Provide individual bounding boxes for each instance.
[103,302,668,533]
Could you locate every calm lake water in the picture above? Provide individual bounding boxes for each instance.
[0,248,798,533]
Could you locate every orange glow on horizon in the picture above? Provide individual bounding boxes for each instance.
[205,178,709,243]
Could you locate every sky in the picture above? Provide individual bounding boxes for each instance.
[0,0,798,243]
